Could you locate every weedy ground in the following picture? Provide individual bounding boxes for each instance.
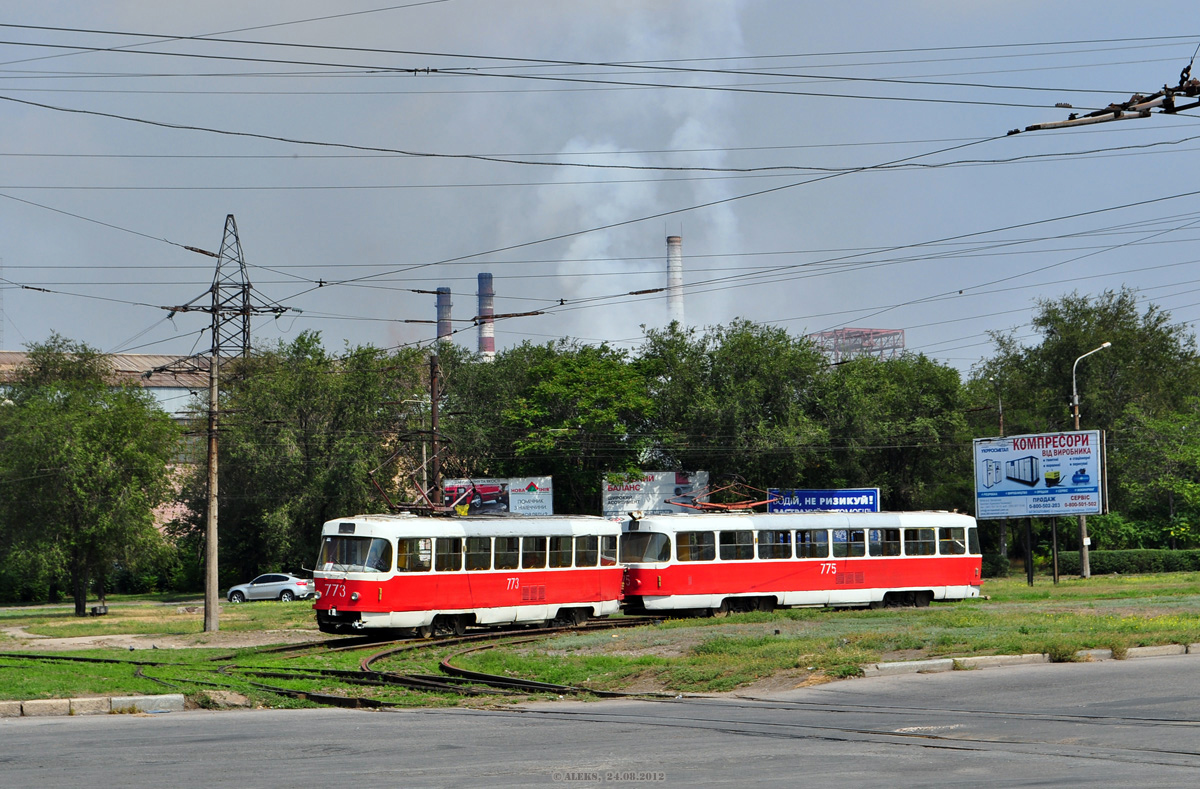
[2,573,1198,706]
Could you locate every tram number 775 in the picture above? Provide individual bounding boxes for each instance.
[819,563,837,575]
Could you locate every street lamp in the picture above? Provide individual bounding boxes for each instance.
[1072,341,1111,578]
[990,376,1004,437]
[990,377,1008,560]
[1072,342,1111,430]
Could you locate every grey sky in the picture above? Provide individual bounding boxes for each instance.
[3,2,1199,375]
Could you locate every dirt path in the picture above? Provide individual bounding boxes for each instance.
[0,626,328,652]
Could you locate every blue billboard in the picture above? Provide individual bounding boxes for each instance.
[768,488,881,513]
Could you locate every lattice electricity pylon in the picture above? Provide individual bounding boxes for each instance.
[210,214,290,358]
[145,214,290,380]
[212,214,252,358]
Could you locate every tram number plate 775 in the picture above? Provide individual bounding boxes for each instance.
[819,563,837,575]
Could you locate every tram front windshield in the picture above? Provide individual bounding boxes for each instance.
[318,536,393,573]
[621,532,671,563]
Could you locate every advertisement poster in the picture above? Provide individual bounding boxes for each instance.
[973,431,1106,520]
[508,477,553,515]
[601,471,709,518]
[443,477,555,515]
[767,488,880,513]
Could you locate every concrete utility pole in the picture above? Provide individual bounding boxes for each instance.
[430,354,441,498]
[203,215,253,632]
[1072,341,1112,579]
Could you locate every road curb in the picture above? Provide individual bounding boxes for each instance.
[862,644,1198,677]
[1,694,185,718]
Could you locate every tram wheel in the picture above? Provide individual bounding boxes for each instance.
[431,615,467,637]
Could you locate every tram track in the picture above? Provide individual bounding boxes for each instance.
[0,615,668,709]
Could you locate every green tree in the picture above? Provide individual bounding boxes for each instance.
[635,321,827,490]
[975,288,1200,530]
[1108,399,1200,548]
[501,341,652,512]
[815,354,970,510]
[0,336,180,615]
[975,288,1200,437]
[179,332,427,583]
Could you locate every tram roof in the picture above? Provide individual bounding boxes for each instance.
[625,511,975,531]
[322,513,621,538]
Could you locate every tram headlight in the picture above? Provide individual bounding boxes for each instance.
[350,591,360,602]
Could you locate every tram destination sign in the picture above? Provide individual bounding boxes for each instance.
[973,431,1106,520]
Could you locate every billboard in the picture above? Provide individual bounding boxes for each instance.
[443,477,554,515]
[767,488,880,513]
[508,477,553,515]
[601,471,709,518]
[973,431,1106,520]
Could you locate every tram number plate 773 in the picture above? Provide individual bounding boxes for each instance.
[325,583,347,598]
[506,577,520,590]
[819,563,837,575]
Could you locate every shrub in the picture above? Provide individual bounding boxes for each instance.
[1057,549,1200,575]
[981,553,1010,578]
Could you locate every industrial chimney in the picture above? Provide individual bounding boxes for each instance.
[477,273,495,362]
[436,287,452,344]
[666,235,685,326]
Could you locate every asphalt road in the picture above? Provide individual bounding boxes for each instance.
[4,654,1198,788]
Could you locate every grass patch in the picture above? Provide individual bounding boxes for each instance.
[1,599,315,638]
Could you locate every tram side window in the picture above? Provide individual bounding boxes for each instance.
[832,529,866,558]
[904,528,936,556]
[549,536,573,568]
[574,535,599,567]
[465,536,491,570]
[620,532,672,563]
[939,527,967,555]
[522,536,548,569]
[968,527,981,555]
[719,530,754,561]
[758,530,793,560]
[396,538,432,572]
[494,536,519,570]
[795,530,829,558]
[600,535,618,566]
[435,537,463,571]
[868,528,902,557]
[677,531,716,562]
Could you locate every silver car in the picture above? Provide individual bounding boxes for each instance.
[227,573,313,603]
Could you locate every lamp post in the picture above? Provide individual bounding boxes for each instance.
[1072,341,1111,578]
[991,377,1008,559]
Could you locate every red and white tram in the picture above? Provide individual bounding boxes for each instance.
[313,513,622,635]
[620,511,981,614]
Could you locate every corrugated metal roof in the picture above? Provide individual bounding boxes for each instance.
[0,351,210,389]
